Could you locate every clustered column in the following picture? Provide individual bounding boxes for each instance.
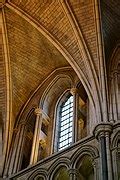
[69,168,80,180]
[94,123,113,180]
[30,107,42,165]
[6,122,26,176]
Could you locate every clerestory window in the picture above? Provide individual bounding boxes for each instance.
[57,95,73,151]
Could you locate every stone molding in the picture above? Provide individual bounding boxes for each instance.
[68,168,80,176]
[93,123,113,139]
[34,108,42,116]
[70,87,78,95]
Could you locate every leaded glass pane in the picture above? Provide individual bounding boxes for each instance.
[58,95,73,151]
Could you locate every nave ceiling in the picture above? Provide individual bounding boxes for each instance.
[0,0,120,168]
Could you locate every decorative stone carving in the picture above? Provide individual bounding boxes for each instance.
[69,168,80,179]
[93,123,113,139]
[70,88,78,96]
[34,107,42,116]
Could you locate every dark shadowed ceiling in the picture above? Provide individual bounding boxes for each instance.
[100,0,120,65]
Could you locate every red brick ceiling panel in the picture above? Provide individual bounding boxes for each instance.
[69,0,99,74]
[0,28,6,128]
[9,0,87,75]
[4,7,69,125]
[100,0,120,64]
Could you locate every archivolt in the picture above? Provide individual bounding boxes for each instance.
[71,145,99,168]
[48,157,70,178]
[112,131,120,148]
[28,168,47,180]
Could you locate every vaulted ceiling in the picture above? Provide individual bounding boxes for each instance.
[4,6,69,124]
[0,0,120,167]
[1,0,101,130]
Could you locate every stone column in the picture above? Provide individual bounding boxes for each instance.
[92,160,99,180]
[94,123,113,180]
[70,88,79,143]
[3,128,18,177]
[109,75,114,122]
[29,108,42,165]
[6,123,26,176]
[69,168,80,180]
[13,123,26,174]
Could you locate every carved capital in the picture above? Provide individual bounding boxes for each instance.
[93,123,113,139]
[34,107,42,116]
[70,88,78,95]
[69,168,79,176]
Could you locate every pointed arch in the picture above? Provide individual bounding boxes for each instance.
[71,145,99,168]
[6,1,102,124]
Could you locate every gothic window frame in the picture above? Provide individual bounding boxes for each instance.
[54,90,74,152]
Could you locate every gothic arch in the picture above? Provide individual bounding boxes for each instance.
[39,73,73,111]
[108,44,120,121]
[71,145,99,168]
[48,157,70,179]
[6,1,102,125]
[109,44,120,73]
[28,168,47,180]
[112,131,120,148]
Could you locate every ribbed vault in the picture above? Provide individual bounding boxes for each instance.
[0,0,118,173]
[3,0,105,129]
[4,7,69,127]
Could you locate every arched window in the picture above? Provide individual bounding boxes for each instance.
[54,86,88,152]
[57,95,73,151]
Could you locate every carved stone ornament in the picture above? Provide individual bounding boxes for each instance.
[34,107,42,116]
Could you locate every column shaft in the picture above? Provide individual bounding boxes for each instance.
[105,132,113,180]
[30,108,42,165]
[70,88,79,143]
[7,124,25,175]
[113,73,118,120]
[69,169,79,180]
[100,136,108,180]
[94,124,113,180]
[13,124,26,173]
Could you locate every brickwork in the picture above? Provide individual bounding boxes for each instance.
[4,7,69,125]
[10,0,88,75]
[69,0,99,74]
[0,1,119,179]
